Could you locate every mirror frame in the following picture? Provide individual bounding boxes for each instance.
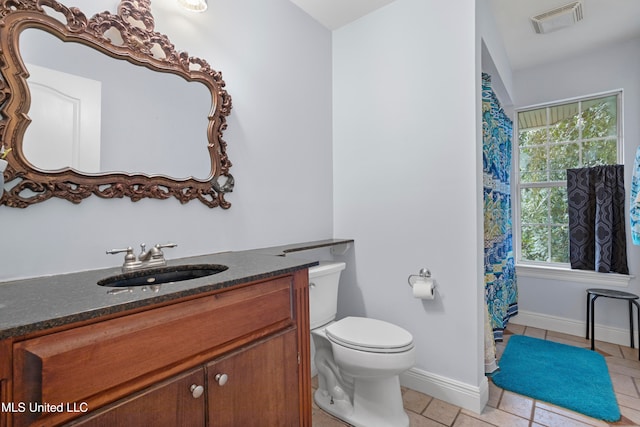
[0,0,233,208]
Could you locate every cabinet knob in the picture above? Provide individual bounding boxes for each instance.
[215,373,229,386]
[190,384,204,398]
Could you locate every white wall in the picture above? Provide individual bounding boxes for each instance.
[0,0,334,280]
[333,0,487,412]
[513,38,640,339]
[477,0,514,108]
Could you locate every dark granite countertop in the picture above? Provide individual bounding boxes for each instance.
[0,239,352,340]
[250,238,353,256]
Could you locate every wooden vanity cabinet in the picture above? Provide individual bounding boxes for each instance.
[2,269,312,427]
[70,329,299,427]
[67,367,206,427]
[207,329,299,426]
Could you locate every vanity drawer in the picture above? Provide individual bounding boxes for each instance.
[12,276,293,426]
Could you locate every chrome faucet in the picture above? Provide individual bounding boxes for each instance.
[107,243,177,272]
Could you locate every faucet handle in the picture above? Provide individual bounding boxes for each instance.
[106,247,138,270]
[156,243,177,250]
[106,247,135,259]
[149,242,177,259]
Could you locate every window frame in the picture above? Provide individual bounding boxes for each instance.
[513,90,631,285]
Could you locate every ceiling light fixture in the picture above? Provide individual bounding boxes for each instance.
[530,1,583,34]
[177,0,207,13]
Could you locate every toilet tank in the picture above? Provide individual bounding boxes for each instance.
[308,261,346,329]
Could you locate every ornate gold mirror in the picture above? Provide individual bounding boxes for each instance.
[0,0,233,208]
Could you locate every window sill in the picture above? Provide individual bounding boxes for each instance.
[516,264,633,287]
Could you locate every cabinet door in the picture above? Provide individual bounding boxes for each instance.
[67,368,205,427]
[207,329,300,427]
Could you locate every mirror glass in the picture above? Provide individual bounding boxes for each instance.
[20,28,212,179]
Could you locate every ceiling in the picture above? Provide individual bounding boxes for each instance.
[489,0,640,71]
[289,0,640,71]
[288,0,396,31]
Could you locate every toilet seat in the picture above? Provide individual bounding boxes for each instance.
[325,317,414,353]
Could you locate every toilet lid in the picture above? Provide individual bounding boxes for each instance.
[325,317,414,353]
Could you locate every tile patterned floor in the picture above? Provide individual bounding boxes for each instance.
[312,323,640,426]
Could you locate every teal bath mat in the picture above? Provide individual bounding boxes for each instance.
[492,335,620,422]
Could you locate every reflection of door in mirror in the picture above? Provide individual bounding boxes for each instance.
[20,28,213,180]
[24,64,102,173]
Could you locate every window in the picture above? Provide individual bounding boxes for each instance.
[515,92,622,267]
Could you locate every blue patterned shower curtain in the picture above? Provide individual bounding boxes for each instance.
[482,73,518,341]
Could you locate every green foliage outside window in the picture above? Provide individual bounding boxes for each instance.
[516,94,619,264]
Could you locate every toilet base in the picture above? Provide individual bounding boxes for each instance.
[314,375,409,427]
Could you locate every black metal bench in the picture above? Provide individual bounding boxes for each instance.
[586,288,640,360]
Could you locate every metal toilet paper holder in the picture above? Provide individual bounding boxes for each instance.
[408,268,431,288]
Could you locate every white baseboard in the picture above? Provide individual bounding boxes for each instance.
[400,368,488,414]
[511,310,639,347]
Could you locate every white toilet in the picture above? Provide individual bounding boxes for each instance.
[309,261,416,427]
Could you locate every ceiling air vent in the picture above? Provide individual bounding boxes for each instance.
[531,1,583,34]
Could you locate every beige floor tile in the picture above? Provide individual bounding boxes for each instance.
[596,341,624,358]
[546,334,591,349]
[620,345,640,361]
[544,336,583,348]
[547,330,590,345]
[524,326,547,339]
[423,398,460,426]
[498,390,534,419]
[536,401,609,427]
[535,402,609,427]
[619,404,640,425]
[311,406,350,426]
[607,355,640,371]
[407,410,448,427]
[486,380,502,408]
[607,359,640,381]
[505,323,525,334]
[617,392,640,413]
[451,413,495,426]
[611,372,640,397]
[461,406,529,427]
[403,388,432,414]
[533,406,602,427]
